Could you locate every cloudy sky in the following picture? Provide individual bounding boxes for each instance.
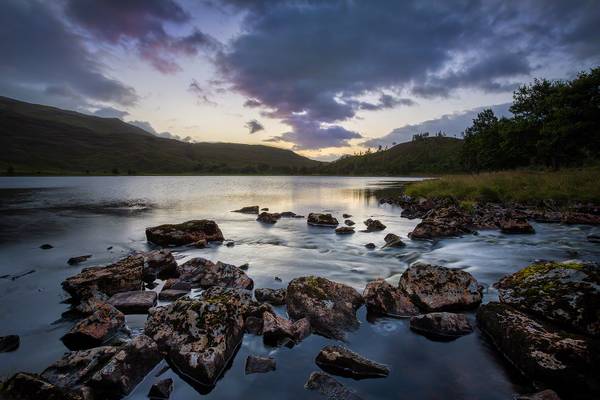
[2,0,599,160]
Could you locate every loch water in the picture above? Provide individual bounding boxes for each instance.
[1,176,599,399]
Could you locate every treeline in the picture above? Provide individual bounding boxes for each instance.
[462,67,600,171]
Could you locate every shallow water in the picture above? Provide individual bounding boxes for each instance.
[0,176,598,399]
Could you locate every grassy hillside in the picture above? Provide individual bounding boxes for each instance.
[321,137,464,176]
[0,96,320,175]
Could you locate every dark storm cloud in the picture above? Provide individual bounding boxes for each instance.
[245,119,265,134]
[0,0,137,108]
[65,0,221,74]
[216,0,600,149]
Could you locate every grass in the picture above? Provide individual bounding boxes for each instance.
[405,168,600,204]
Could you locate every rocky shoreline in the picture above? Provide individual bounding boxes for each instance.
[1,200,599,400]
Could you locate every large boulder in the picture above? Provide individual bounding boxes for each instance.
[88,335,162,400]
[315,345,389,379]
[145,220,224,247]
[408,206,472,240]
[409,312,473,340]
[398,263,483,311]
[286,276,364,339]
[107,291,157,314]
[61,303,129,350]
[304,371,363,400]
[362,279,419,317]
[176,258,253,290]
[307,213,339,227]
[496,261,600,337]
[144,288,246,387]
[477,302,600,398]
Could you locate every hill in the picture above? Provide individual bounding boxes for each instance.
[321,136,464,175]
[0,96,321,175]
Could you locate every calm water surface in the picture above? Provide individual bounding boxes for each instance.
[1,176,599,399]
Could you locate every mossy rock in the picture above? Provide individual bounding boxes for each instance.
[496,261,600,337]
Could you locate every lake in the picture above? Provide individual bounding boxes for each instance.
[1,176,599,399]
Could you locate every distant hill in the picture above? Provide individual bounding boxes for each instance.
[321,137,464,175]
[0,96,321,175]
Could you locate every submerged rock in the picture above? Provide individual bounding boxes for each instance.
[61,303,128,350]
[286,276,364,339]
[409,312,473,340]
[0,335,20,352]
[176,258,253,290]
[335,226,355,234]
[315,345,389,379]
[343,214,352,218]
[40,244,53,250]
[257,212,281,224]
[365,243,376,250]
[148,378,174,399]
[232,205,259,214]
[362,279,419,317]
[304,371,363,400]
[144,288,246,387]
[382,233,405,248]
[255,288,287,306]
[500,217,535,234]
[398,263,483,311]
[477,302,600,398]
[107,290,157,314]
[363,218,386,232]
[145,220,224,247]
[307,213,339,227]
[495,261,600,337]
[67,255,92,265]
[245,355,276,374]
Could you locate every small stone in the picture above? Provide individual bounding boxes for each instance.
[365,243,376,249]
[67,255,92,265]
[148,378,173,399]
[245,355,276,374]
[304,371,363,400]
[225,241,235,247]
[315,345,389,379]
[409,312,473,340]
[158,289,188,301]
[257,212,281,224]
[382,233,405,248]
[307,213,339,227]
[40,244,53,250]
[335,226,355,234]
[0,335,20,352]
[261,207,269,211]
[255,288,287,305]
[239,263,249,270]
[343,214,352,218]
[107,291,157,314]
[274,276,282,282]
[345,219,355,226]
[363,219,386,231]
[232,205,259,214]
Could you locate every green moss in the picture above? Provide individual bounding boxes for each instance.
[300,276,329,300]
[513,261,584,282]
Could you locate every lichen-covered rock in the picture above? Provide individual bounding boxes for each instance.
[107,290,157,314]
[61,303,129,350]
[0,335,20,352]
[0,372,81,400]
[477,302,600,398]
[500,217,535,234]
[255,288,287,305]
[409,312,473,340]
[257,212,281,224]
[335,226,355,234]
[398,263,483,311]
[245,355,276,374]
[88,335,161,400]
[382,233,405,248]
[363,219,386,232]
[286,276,364,339]
[176,258,253,290]
[362,279,419,317]
[262,312,311,345]
[496,261,600,337]
[145,220,224,246]
[142,250,178,282]
[304,371,363,400]
[144,288,246,386]
[307,213,339,227]
[315,345,389,379]
[232,205,259,214]
[408,206,472,240]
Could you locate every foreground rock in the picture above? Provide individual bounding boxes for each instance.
[304,371,363,400]
[145,220,224,247]
[255,288,287,305]
[245,355,276,374]
[287,276,364,339]
[409,206,472,240]
[363,218,386,232]
[307,213,339,227]
[0,372,80,400]
[0,335,19,352]
[477,302,600,398]
[382,233,405,248]
[144,288,246,387]
[315,345,389,379]
[262,312,311,345]
[409,312,473,340]
[148,378,173,399]
[61,303,128,350]
[335,226,355,234]
[362,279,419,317]
[496,261,600,337]
[176,258,254,290]
[257,211,281,224]
[232,205,259,214]
[398,263,483,311]
[107,290,157,314]
[500,217,535,234]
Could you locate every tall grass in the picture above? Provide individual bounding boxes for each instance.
[405,168,600,204]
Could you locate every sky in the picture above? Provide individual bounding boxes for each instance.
[1,0,599,161]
